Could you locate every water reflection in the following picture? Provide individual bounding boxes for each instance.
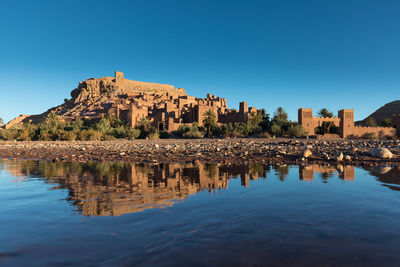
[3,160,400,216]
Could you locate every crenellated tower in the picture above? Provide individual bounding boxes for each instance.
[298,108,314,135]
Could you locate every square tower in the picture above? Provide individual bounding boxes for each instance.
[239,102,248,122]
[115,71,124,81]
[338,109,354,138]
[298,108,314,135]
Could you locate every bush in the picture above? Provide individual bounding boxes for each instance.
[148,131,160,140]
[288,125,307,137]
[59,130,77,141]
[159,131,170,139]
[270,124,281,136]
[176,125,191,137]
[79,129,102,141]
[130,128,141,139]
[0,129,18,140]
[362,133,377,139]
[176,123,202,138]
[183,130,202,139]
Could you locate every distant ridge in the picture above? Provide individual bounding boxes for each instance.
[358,100,400,125]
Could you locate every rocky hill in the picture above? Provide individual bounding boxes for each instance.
[4,72,187,128]
[358,100,400,125]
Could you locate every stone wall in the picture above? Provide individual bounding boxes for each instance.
[352,126,396,138]
[299,108,399,139]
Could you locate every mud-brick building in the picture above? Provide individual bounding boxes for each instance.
[105,72,260,132]
[298,108,400,138]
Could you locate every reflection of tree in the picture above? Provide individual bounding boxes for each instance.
[249,163,268,179]
[204,164,217,179]
[273,165,289,181]
[320,171,334,183]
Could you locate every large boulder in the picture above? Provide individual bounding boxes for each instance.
[369,148,393,159]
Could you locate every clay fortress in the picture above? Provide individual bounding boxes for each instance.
[4,71,258,131]
[298,108,400,138]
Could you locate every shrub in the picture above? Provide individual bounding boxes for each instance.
[183,130,202,139]
[79,129,102,141]
[270,124,281,136]
[59,130,77,141]
[159,130,170,139]
[288,125,307,137]
[176,125,191,137]
[0,129,18,140]
[130,128,141,139]
[148,131,160,140]
[362,133,377,139]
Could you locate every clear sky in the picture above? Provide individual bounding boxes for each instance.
[1,0,399,123]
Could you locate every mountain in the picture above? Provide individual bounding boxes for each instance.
[358,100,400,125]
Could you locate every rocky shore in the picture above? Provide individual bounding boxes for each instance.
[0,138,399,166]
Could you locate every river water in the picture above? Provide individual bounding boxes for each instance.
[1,160,400,266]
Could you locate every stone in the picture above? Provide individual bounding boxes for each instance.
[302,149,312,158]
[334,152,343,162]
[344,155,351,161]
[369,148,393,159]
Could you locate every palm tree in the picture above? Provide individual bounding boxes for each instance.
[274,107,288,120]
[317,108,333,118]
[202,110,217,137]
[272,107,288,127]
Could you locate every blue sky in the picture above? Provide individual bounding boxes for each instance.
[1,0,399,123]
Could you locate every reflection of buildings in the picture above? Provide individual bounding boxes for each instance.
[299,165,355,181]
[6,161,399,216]
[4,161,268,216]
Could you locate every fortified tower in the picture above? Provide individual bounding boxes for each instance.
[115,71,124,81]
[298,108,314,135]
[239,102,248,121]
[338,109,354,138]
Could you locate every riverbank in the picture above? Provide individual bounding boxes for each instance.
[0,138,399,166]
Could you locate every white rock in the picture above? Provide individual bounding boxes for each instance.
[344,155,351,161]
[369,148,393,159]
[302,149,312,158]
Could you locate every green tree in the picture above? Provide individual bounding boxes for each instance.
[0,117,3,124]
[364,117,377,127]
[270,124,282,136]
[317,108,333,118]
[321,121,334,134]
[202,110,217,137]
[95,117,111,134]
[273,107,288,125]
[259,109,271,132]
